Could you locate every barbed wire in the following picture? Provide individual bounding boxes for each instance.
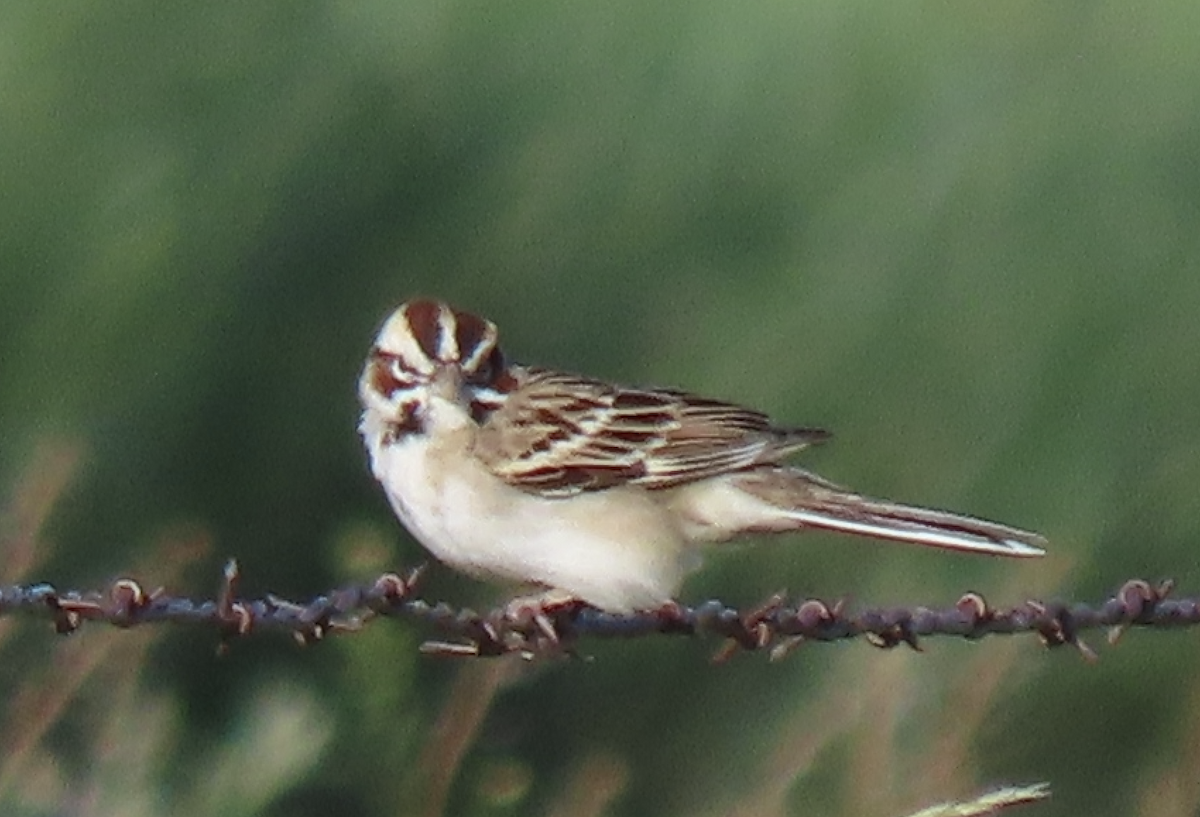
[0,561,1190,660]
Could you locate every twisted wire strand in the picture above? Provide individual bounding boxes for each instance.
[0,563,1186,660]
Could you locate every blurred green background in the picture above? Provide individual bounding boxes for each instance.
[3,3,1200,816]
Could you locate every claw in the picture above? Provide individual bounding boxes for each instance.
[502,590,583,650]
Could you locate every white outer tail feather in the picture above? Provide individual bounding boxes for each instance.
[784,506,1046,557]
[730,467,1046,558]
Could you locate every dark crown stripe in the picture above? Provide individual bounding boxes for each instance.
[403,299,446,363]
[453,309,493,365]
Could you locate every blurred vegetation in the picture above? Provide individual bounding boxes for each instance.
[2,2,1200,815]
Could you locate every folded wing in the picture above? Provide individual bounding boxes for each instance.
[472,367,829,496]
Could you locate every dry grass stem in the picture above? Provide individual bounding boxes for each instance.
[413,660,522,817]
[899,782,1050,816]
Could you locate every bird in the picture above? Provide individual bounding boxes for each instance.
[358,298,1045,615]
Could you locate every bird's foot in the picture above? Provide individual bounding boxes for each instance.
[500,589,586,652]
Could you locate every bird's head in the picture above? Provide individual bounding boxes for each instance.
[359,299,511,435]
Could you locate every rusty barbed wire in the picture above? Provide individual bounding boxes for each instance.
[0,562,1190,660]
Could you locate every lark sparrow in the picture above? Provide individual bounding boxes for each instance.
[358,299,1045,614]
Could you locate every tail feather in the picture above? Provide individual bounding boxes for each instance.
[737,468,1046,557]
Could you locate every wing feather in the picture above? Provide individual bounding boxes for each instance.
[472,367,828,496]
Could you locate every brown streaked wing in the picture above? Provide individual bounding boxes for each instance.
[472,367,829,496]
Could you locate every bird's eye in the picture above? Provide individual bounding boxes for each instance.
[467,345,504,385]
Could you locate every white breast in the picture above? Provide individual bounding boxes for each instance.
[359,399,691,613]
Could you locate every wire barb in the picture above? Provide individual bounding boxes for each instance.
[0,574,1187,660]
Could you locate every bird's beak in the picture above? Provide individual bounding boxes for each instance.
[431,365,464,401]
